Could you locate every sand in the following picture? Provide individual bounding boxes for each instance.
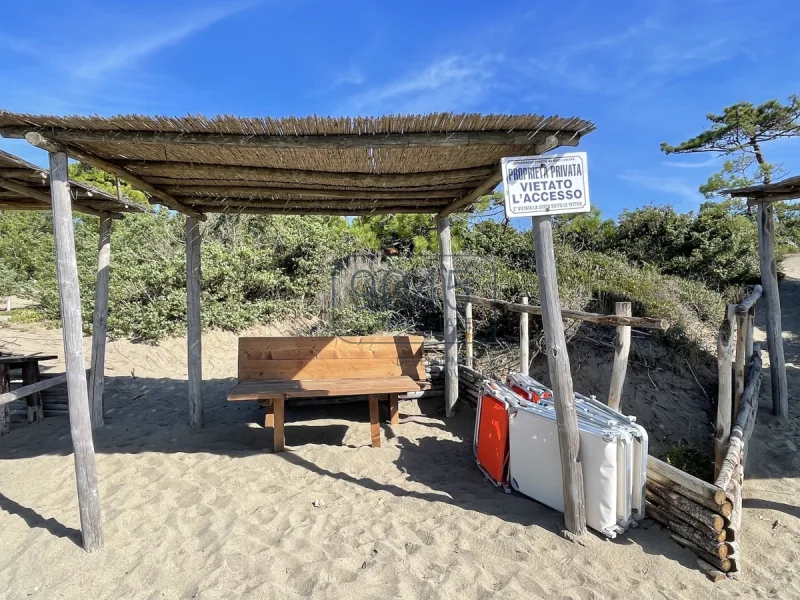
[1,264,798,599]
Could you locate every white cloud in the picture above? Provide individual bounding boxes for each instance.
[619,170,702,202]
[663,157,720,169]
[346,54,503,114]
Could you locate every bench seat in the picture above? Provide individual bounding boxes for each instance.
[227,376,424,401]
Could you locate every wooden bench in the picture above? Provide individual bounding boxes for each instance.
[227,336,426,451]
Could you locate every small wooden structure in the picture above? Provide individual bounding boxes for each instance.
[727,178,797,418]
[0,110,594,548]
[0,353,58,432]
[227,336,427,451]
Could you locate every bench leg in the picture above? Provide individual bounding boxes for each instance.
[368,394,381,448]
[264,402,274,429]
[22,362,43,423]
[0,365,9,435]
[273,397,285,452]
[389,394,399,426]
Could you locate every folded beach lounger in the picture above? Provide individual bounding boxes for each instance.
[473,381,521,490]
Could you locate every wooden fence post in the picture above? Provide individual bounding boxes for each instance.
[186,216,203,428]
[465,301,474,369]
[745,309,754,366]
[48,150,103,552]
[607,301,632,412]
[532,215,586,536]
[520,296,529,375]
[89,213,112,428]
[757,203,788,418]
[714,305,735,479]
[437,216,459,418]
[733,313,747,422]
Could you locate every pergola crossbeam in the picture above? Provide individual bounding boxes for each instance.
[0,176,121,219]
[164,185,466,200]
[23,133,206,221]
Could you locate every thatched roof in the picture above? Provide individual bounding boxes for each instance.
[726,176,800,204]
[0,112,594,219]
[0,149,149,218]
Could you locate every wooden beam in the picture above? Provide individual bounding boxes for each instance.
[455,294,669,330]
[121,161,496,187]
[438,134,568,217]
[437,215,459,418]
[192,206,447,215]
[608,301,632,411]
[465,301,474,370]
[648,456,728,507]
[184,198,449,208]
[757,203,788,418]
[733,313,747,423]
[186,216,203,428]
[0,373,67,406]
[6,127,586,149]
[0,167,46,178]
[532,215,586,536]
[24,133,206,221]
[519,296,529,375]
[735,284,762,315]
[165,185,465,199]
[0,176,119,219]
[745,192,800,205]
[88,214,112,429]
[48,150,103,552]
[715,305,735,479]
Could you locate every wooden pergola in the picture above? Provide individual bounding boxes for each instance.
[0,111,594,550]
[726,177,798,419]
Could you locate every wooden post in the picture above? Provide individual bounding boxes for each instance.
[89,213,112,428]
[745,309,754,365]
[757,203,788,417]
[607,301,632,412]
[273,397,285,452]
[733,313,747,421]
[48,150,103,552]
[437,216,459,418]
[0,365,9,435]
[465,301,474,369]
[532,215,586,536]
[186,216,203,428]
[519,296,529,375]
[368,394,381,447]
[714,305,735,479]
[21,362,43,422]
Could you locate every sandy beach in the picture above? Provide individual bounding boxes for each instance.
[1,262,798,599]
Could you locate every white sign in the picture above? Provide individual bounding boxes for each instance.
[501,152,590,218]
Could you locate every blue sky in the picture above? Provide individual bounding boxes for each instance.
[1,0,798,218]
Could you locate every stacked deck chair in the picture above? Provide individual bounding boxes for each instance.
[473,374,648,539]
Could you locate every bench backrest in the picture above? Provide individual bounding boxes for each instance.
[238,336,425,381]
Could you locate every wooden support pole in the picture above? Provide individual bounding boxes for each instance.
[48,150,103,552]
[21,362,43,422]
[186,216,203,428]
[715,305,735,479]
[464,301,474,369]
[607,301,632,412]
[89,213,112,428]
[368,394,381,447]
[757,203,788,418]
[532,215,586,536]
[520,296,530,375]
[745,309,754,365]
[0,365,10,435]
[437,216,459,418]
[733,313,747,422]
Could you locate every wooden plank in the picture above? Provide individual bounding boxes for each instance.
[238,358,425,381]
[608,301,632,411]
[186,216,203,428]
[733,313,747,423]
[273,397,285,452]
[0,372,67,406]
[389,394,399,426]
[238,336,423,361]
[14,127,579,150]
[227,376,423,401]
[533,214,586,536]
[465,301,474,369]
[89,213,112,429]
[456,294,669,330]
[369,395,381,448]
[715,305,735,478]
[165,185,466,199]
[735,285,762,315]
[757,203,788,418]
[520,296,529,375]
[0,176,117,219]
[48,150,103,552]
[437,216,459,418]
[0,354,59,364]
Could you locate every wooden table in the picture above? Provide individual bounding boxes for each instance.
[228,376,423,451]
[0,354,58,426]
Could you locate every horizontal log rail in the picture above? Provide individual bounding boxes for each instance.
[0,373,67,406]
[735,285,762,316]
[456,294,669,330]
